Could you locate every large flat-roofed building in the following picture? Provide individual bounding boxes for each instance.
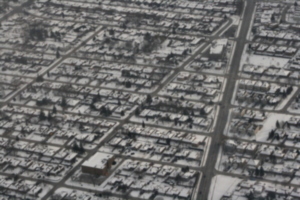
[210,39,228,59]
[81,152,115,176]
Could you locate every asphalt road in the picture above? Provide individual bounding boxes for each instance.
[198,0,257,199]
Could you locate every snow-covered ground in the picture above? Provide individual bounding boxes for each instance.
[208,175,241,200]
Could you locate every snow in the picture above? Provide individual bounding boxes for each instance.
[241,52,290,69]
[208,175,241,200]
[255,113,291,142]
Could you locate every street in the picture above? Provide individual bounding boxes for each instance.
[198,0,257,199]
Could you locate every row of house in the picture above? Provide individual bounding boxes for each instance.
[249,43,297,58]
[121,124,207,146]
[0,139,77,166]
[0,177,45,199]
[104,159,196,199]
[222,179,300,200]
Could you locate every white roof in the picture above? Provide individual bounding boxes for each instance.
[82,152,114,169]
